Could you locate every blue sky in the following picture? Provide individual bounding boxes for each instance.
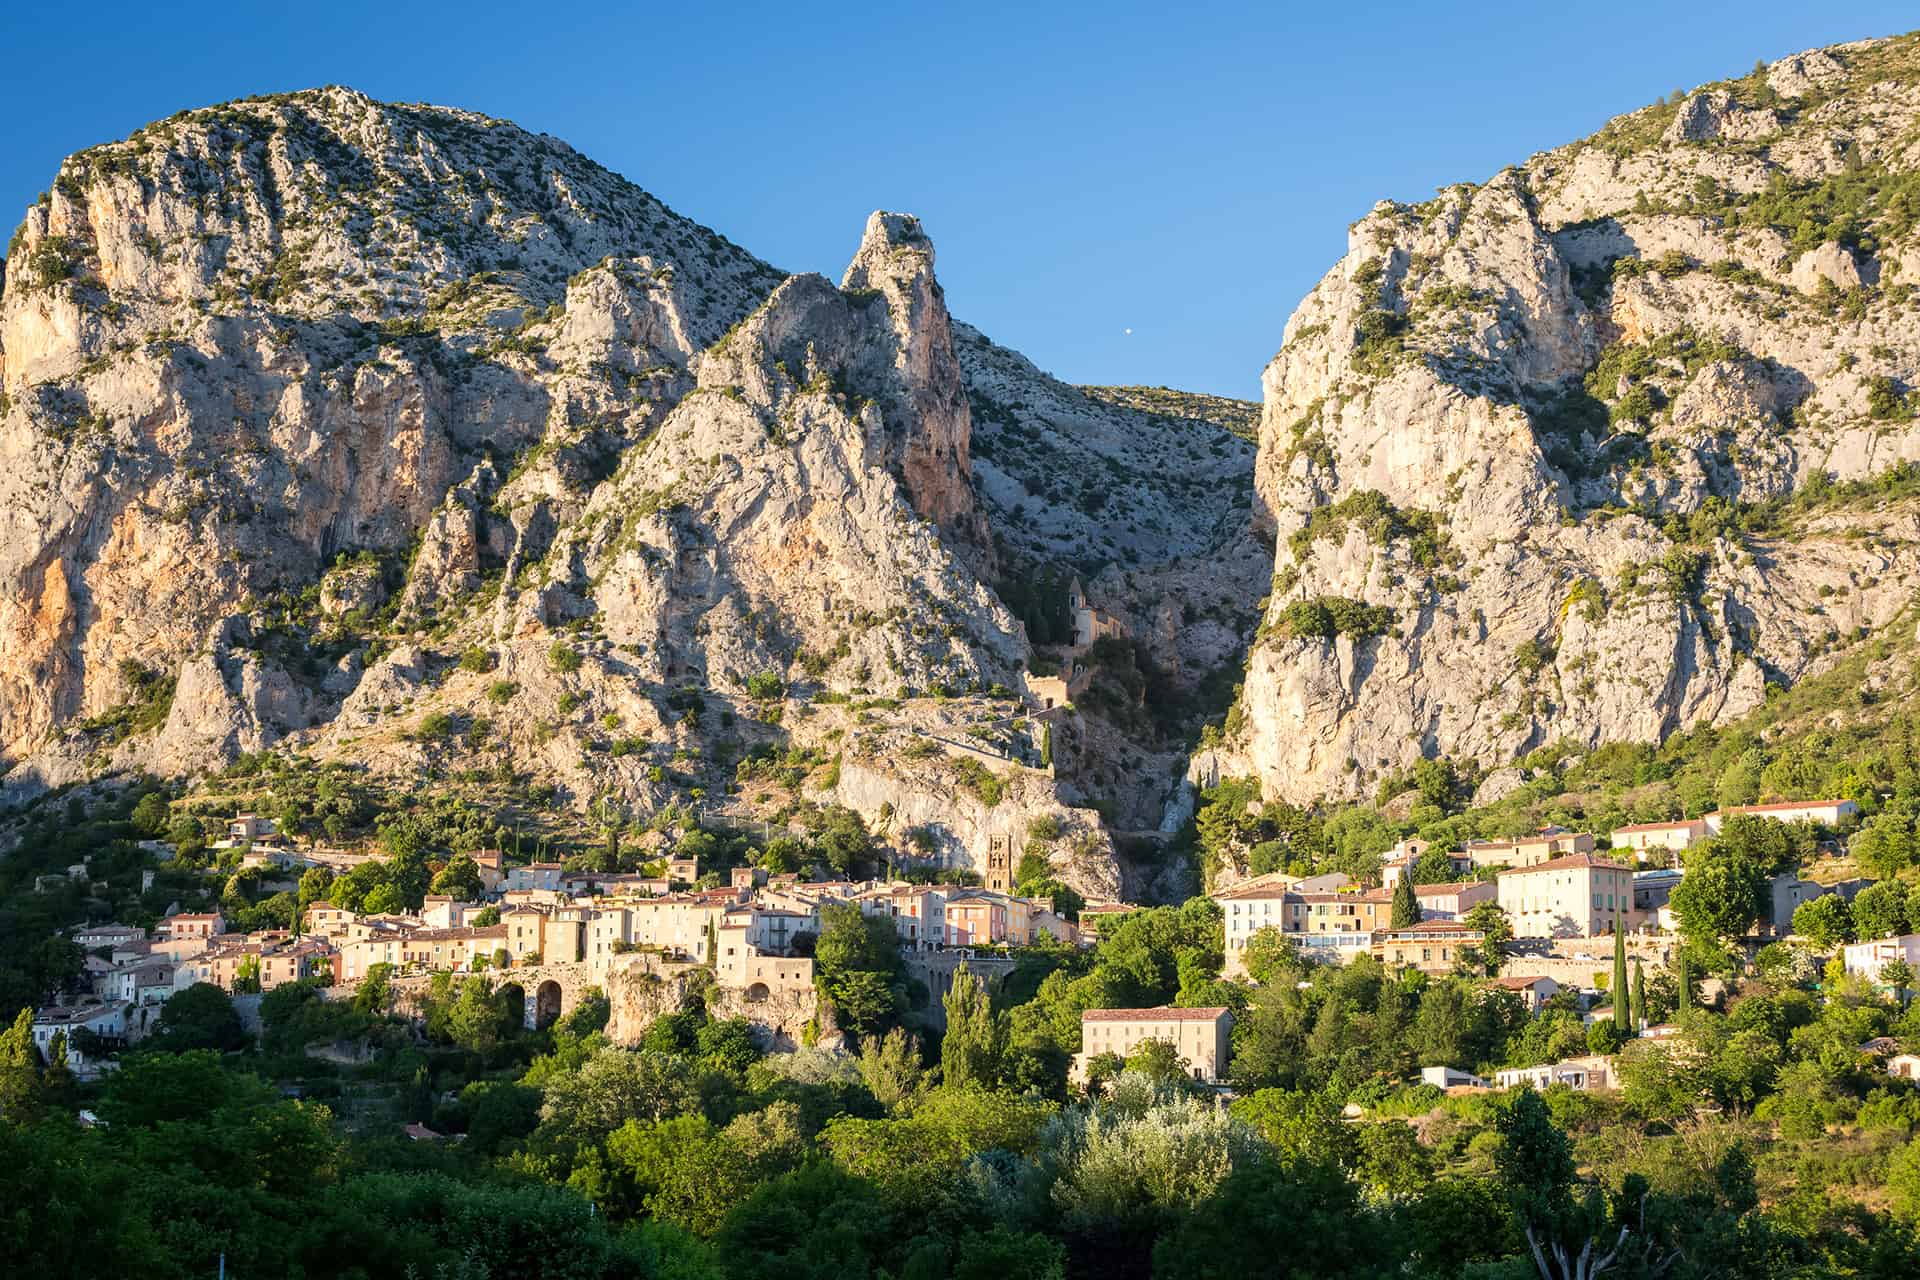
[1,3,1913,397]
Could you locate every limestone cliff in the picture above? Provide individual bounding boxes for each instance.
[0,86,1264,898]
[1207,33,1920,803]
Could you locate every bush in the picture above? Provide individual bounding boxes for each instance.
[459,647,495,673]
[744,671,786,700]
[486,680,517,705]
[1277,596,1394,642]
[548,642,581,674]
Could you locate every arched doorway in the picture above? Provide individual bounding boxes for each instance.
[534,979,563,1030]
[745,982,770,1003]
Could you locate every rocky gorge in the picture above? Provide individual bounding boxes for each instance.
[0,86,1257,898]
[12,35,1920,894]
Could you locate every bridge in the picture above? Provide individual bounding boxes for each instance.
[381,960,604,1031]
[905,949,1022,1028]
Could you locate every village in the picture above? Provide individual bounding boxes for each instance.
[29,790,1920,1100]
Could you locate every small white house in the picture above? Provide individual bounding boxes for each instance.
[1841,933,1920,980]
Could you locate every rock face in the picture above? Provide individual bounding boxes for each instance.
[0,86,1259,897]
[0,87,781,773]
[0,90,1035,776]
[1208,34,1920,804]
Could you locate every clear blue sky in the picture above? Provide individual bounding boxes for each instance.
[1,2,1912,397]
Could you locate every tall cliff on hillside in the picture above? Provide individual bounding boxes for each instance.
[0,89,1026,790]
[1203,33,1920,805]
[0,87,1257,896]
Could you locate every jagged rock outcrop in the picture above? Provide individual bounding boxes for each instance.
[1206,33,1920,804]
[0,86,1269,904]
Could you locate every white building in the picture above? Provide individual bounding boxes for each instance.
[1706,800,1860,831]
[1842,933,1920,980]
[1495,1054,1615,1092]
[31,1002,130,1076]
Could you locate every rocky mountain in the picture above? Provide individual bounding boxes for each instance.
[0,86,1257,897]
[1200,33,1920,806]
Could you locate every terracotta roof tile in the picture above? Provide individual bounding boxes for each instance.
[1081,1005,1230,1023]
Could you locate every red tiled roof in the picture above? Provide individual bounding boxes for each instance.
[1611,819,1699,833]
[1496,852,1631,876]
[1489,975,1556,989]
[1082,1005,1229,1022]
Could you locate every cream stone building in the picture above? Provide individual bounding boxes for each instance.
[1074,1006,1232,1083]
[1464,828,1595,871]
[1497,853,1635,939]
[1609,819,1708,855]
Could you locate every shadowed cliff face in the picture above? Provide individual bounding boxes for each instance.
[1204,34,1920,804]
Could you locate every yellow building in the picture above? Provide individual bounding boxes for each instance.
[1373,921,1483,975]
[1464,828,1595,870]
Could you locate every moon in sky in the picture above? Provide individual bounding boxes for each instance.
[1123,328,1133,335]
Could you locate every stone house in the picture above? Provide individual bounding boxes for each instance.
[504,862,566,894]
[1074,1006,1232,1084]
[1610,818,1708,856]
[1465,828,1595,871]
[1414,880,1495,920]
[1374,921,1484,975]
[160,911,226,943]
[1496,853,1635,939]
[1487,974,1562,1013]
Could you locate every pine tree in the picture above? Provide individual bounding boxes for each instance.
[1390,876,1419,929]
[1630,958,1647,1033]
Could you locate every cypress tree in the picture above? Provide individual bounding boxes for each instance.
[1612,909,1629,1026]
[1630,958,1647,1032]
[1391,876,1420,928]
[942,964,1002,1090]
[1675,950,1693,1010]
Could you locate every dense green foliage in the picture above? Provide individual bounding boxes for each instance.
[4,880,1920,1278]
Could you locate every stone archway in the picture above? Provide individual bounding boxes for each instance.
[745,982,771,1003]
[534,979,563,1030]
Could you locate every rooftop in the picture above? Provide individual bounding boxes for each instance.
[1496,852,1631,876]
[1718,800,1854,815]
[1082,1005,1230,1023]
